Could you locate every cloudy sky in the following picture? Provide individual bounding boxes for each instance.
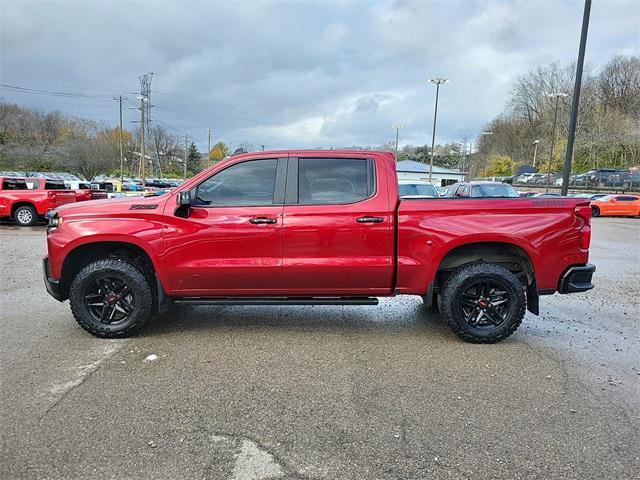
[1,0,638,152]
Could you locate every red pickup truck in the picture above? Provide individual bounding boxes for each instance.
[0,177,76,226]
[43,150,595,343]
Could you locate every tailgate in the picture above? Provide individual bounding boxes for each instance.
[51,191,77,206]
[90,190,109,200]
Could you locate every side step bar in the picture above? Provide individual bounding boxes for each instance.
[174,297,379,306]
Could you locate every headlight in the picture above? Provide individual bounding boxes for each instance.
[46,210,63,229]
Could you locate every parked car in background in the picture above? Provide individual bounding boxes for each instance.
[0,176,76,226]
[585,169,618,186]
[533,173,557,185]
[398,180,439,198]
[90,181,117,198]
[443,181,519,198]
[516,173,536,183]
[64,180,109,201]
[590,195,640,217]
[518,191,537,198]
[571,174,588,186]
[572,193,608,201]
[605,170,640,189]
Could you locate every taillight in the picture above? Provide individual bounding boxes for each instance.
[574,204,591,250]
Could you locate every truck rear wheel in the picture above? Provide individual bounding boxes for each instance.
[14,205,38,226]
[440,263,526,343]
[69,258,153,338]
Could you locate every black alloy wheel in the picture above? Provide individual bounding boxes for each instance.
[84,276,135,325]
[456,279,510,328]
[439,263,526,343]
[69,258,153,338]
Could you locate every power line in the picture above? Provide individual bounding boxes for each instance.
[0,83,114,99]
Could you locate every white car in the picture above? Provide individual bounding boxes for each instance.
[398,180,439,198]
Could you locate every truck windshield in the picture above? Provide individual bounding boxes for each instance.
[471,184,519,198]
[399,183,438,197]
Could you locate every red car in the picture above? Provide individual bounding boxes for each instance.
[65,181,109,202]
[0,177,76,226]
[43,150,595,343]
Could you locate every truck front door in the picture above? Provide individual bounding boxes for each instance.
[163,158,286,295]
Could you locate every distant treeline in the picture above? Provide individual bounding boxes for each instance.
[473,55,640,176]
[0,104,226,179]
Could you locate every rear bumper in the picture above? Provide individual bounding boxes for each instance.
[558,263,596,294]
[43,256,64,302]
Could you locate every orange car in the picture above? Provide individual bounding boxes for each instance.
[590,195,640,217]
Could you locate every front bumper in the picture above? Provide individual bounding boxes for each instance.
[43,256,64,302]
[558,264,596,294]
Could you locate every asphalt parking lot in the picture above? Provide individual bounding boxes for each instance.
[1,218,638,480]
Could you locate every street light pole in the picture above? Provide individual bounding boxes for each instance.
[428,78,449,184]
[184,134,188,180]
[207,128,211,168]
[532,139,540,168]
[546,93,568,193]
[393,124,404,158]
[481,131,493,179]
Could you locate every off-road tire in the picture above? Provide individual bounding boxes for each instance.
[591,206,600,217]
[14,205,38,226]
[440,263,526,343]
[69,258,153,338]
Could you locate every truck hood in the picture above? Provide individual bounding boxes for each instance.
[54,194,170,219]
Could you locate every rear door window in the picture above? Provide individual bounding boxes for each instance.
[296,158,374,204]
[44,181,67,190]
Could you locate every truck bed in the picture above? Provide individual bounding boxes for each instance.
[396,196,590,293]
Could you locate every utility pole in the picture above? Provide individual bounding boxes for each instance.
[114,96,125,182]
[532,139,540,168]
[139,73,154,177]
[207,128,212,168]
[427,78,449,184]
[481,131,493,179]
[393,124,404,158]
[261,145,265,152]
[546,93,568,193]
[184,134,188,180]
[562,0,591,196]
[139,96,146,188]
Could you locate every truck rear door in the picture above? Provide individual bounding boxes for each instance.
[281,155,393,295]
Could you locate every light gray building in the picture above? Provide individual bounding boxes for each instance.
[396,160,466,187]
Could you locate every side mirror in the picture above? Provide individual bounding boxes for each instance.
[178,189,193,206]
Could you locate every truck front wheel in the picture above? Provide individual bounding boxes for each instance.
[69,258,153,338]
[440,263,526,343]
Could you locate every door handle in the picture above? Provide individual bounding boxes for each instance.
[249,217,277,224]
[356,216,384,224]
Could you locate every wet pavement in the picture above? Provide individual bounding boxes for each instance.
[1,218,638,479]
